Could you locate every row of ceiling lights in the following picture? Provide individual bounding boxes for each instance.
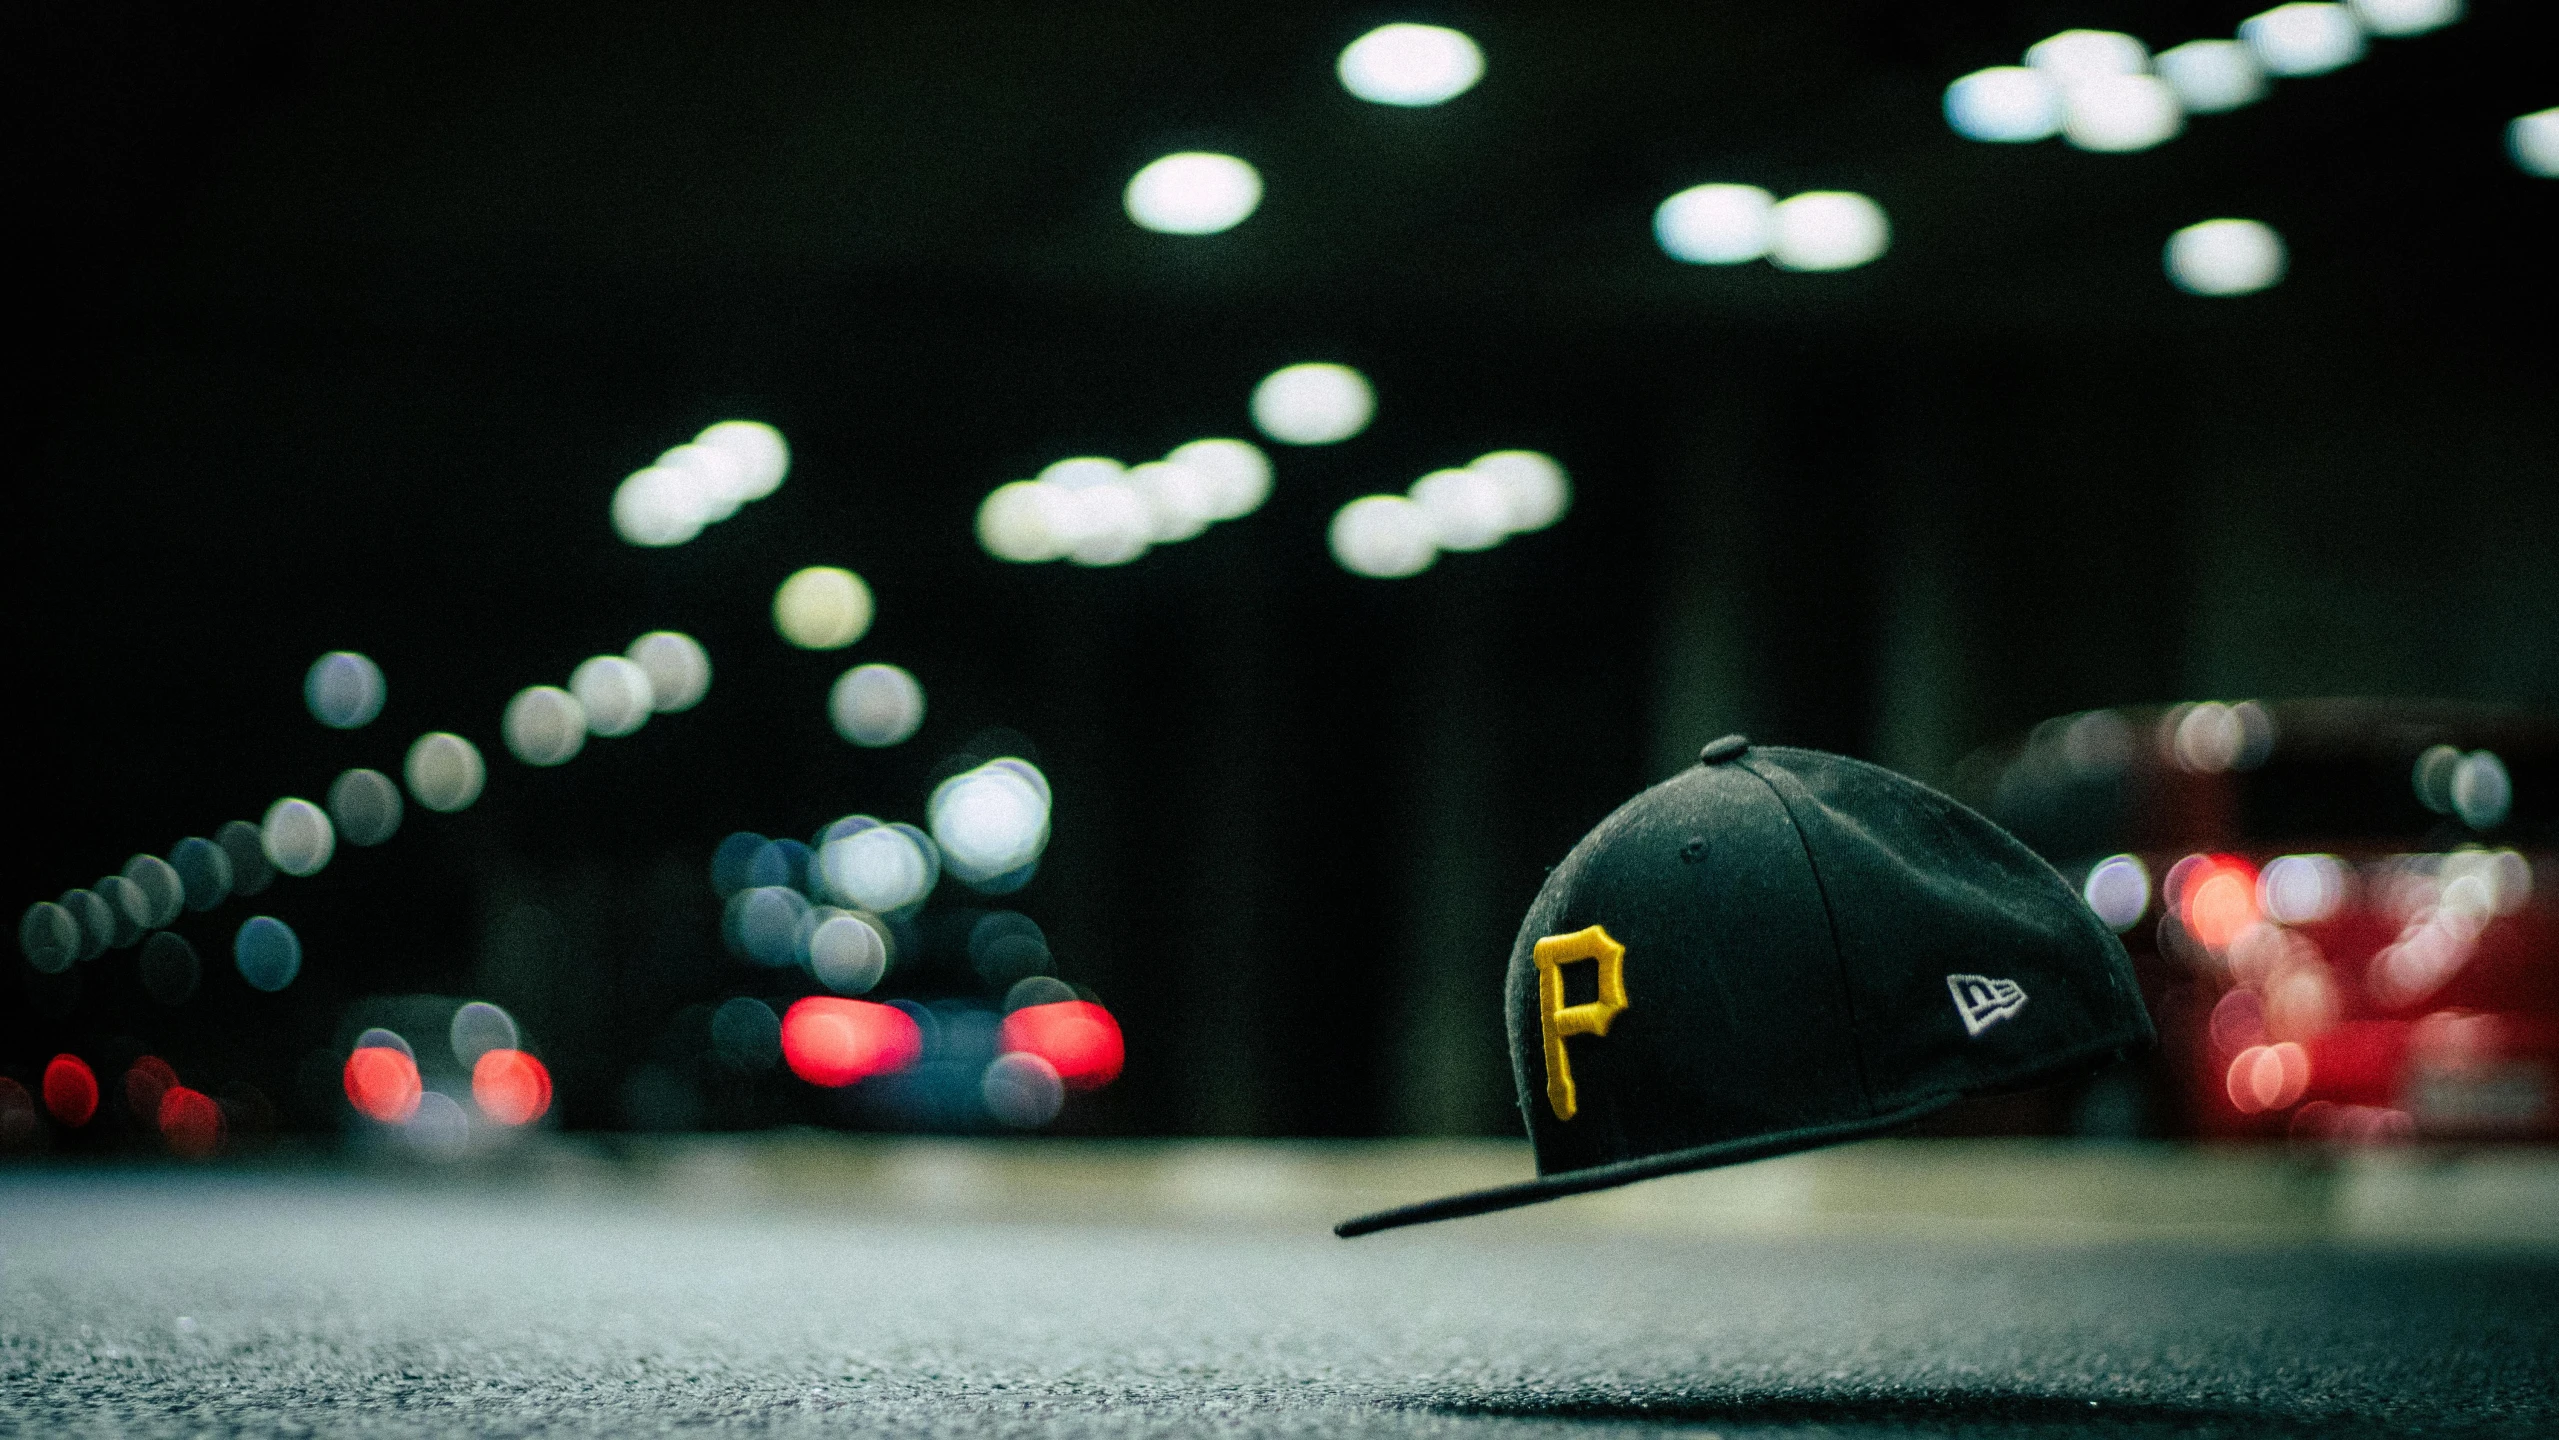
[1943,4,2554,296]
[1130,10,2547,297]
[1120,24,1893,275]
[1945,3,2470,152]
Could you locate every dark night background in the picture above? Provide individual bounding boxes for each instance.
[16,1,2557,1141]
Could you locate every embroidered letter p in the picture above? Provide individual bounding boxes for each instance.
[1533,925,1629,1121]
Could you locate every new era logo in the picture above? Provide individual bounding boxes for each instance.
[1946,974,2027,1037]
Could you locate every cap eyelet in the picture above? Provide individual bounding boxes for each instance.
[1679,836,1709,863]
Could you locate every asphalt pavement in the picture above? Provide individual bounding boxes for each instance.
[3,1159,2554,1438]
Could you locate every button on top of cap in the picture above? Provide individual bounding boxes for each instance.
[1698,734,1749,765]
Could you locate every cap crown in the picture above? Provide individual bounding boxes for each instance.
[1505,745,2149,1179]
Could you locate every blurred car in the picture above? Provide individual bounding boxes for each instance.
[1955,699,2555,1144]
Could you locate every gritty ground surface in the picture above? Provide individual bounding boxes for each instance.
[2,1170,2554,1438]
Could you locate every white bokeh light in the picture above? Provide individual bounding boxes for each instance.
[611,465,703,547]
[930,766,1051,885]
[1009,458,1154,566]
[2511,109,2559,178]
[305,651,387,730]
[2025,29,2150,80]
[1251,363,1375,445]
[570,655,654,737]
[1768,192,1890,272]
[830,663,926,747]
[2154,40,2269,114]
[694,420,789,500]
[303,654,383,736]
[1409,468,1511,552]
[1065,481,1153,566]
[2261,854,2349,925]
[625,631,710,712]
[1039,456,1125,490]
[1472,450,1571,533]
[820,826,935,913]
[404,732,486,813]
[2167,699,2275,771]
[978,441,1272,566]
[1315,450,1572,570]
[1328,495,1437,578]
[652,443,745,524]
[807,913,887,995]
[503,685,588,766]
[1944,68,2063,142]
[1127,459,1218,543]
[2241,4,2366,77]
[614,423,785,546]
[1653,184,1775,263]
[2166,218,2287,296]
[772,567,874,650]
[986,757,1050,810]
[978,480,1080,563]
[2180,700,2241,772]
[1167,438,1271,520]
[1337,23,1484,107]
[2082,854,2151,932]
[261,797,336,878]
[2062,74,2185,152]
[1124,152,1262,235]
[2348,0,2462,37]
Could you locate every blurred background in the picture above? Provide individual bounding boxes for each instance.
[12,0,2556,1163]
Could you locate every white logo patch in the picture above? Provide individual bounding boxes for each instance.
[1946,974,2028,1037]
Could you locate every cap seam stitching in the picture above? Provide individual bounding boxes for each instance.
[1738,755,1880,1119]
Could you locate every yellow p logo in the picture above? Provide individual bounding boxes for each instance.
[1533,925,1629,1121]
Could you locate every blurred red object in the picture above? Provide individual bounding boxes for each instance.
[781,997,921,1087]
[1967,699,2556,1144]
[157,1086,223,1158]
[342,1046,423,1124]
[43,1054,98,1127]
[998,1001,1125,1090]
[2144,846,2553,1139]
[471,1049,552,1126]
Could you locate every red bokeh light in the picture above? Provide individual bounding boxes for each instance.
[2178,855,2260,950]
[998,1001,1125,1090]
[125,1056,178,1120]
[781,997,922,1087]
[43,1054,99,1127]
[343,1046,423,1124]
[471,1049,553,1126]
[157,1086,223,1158]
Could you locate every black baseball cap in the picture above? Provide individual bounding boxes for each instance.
[1337,736,2153,1237]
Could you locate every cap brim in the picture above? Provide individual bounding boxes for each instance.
[1335,1093,1961,1238]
